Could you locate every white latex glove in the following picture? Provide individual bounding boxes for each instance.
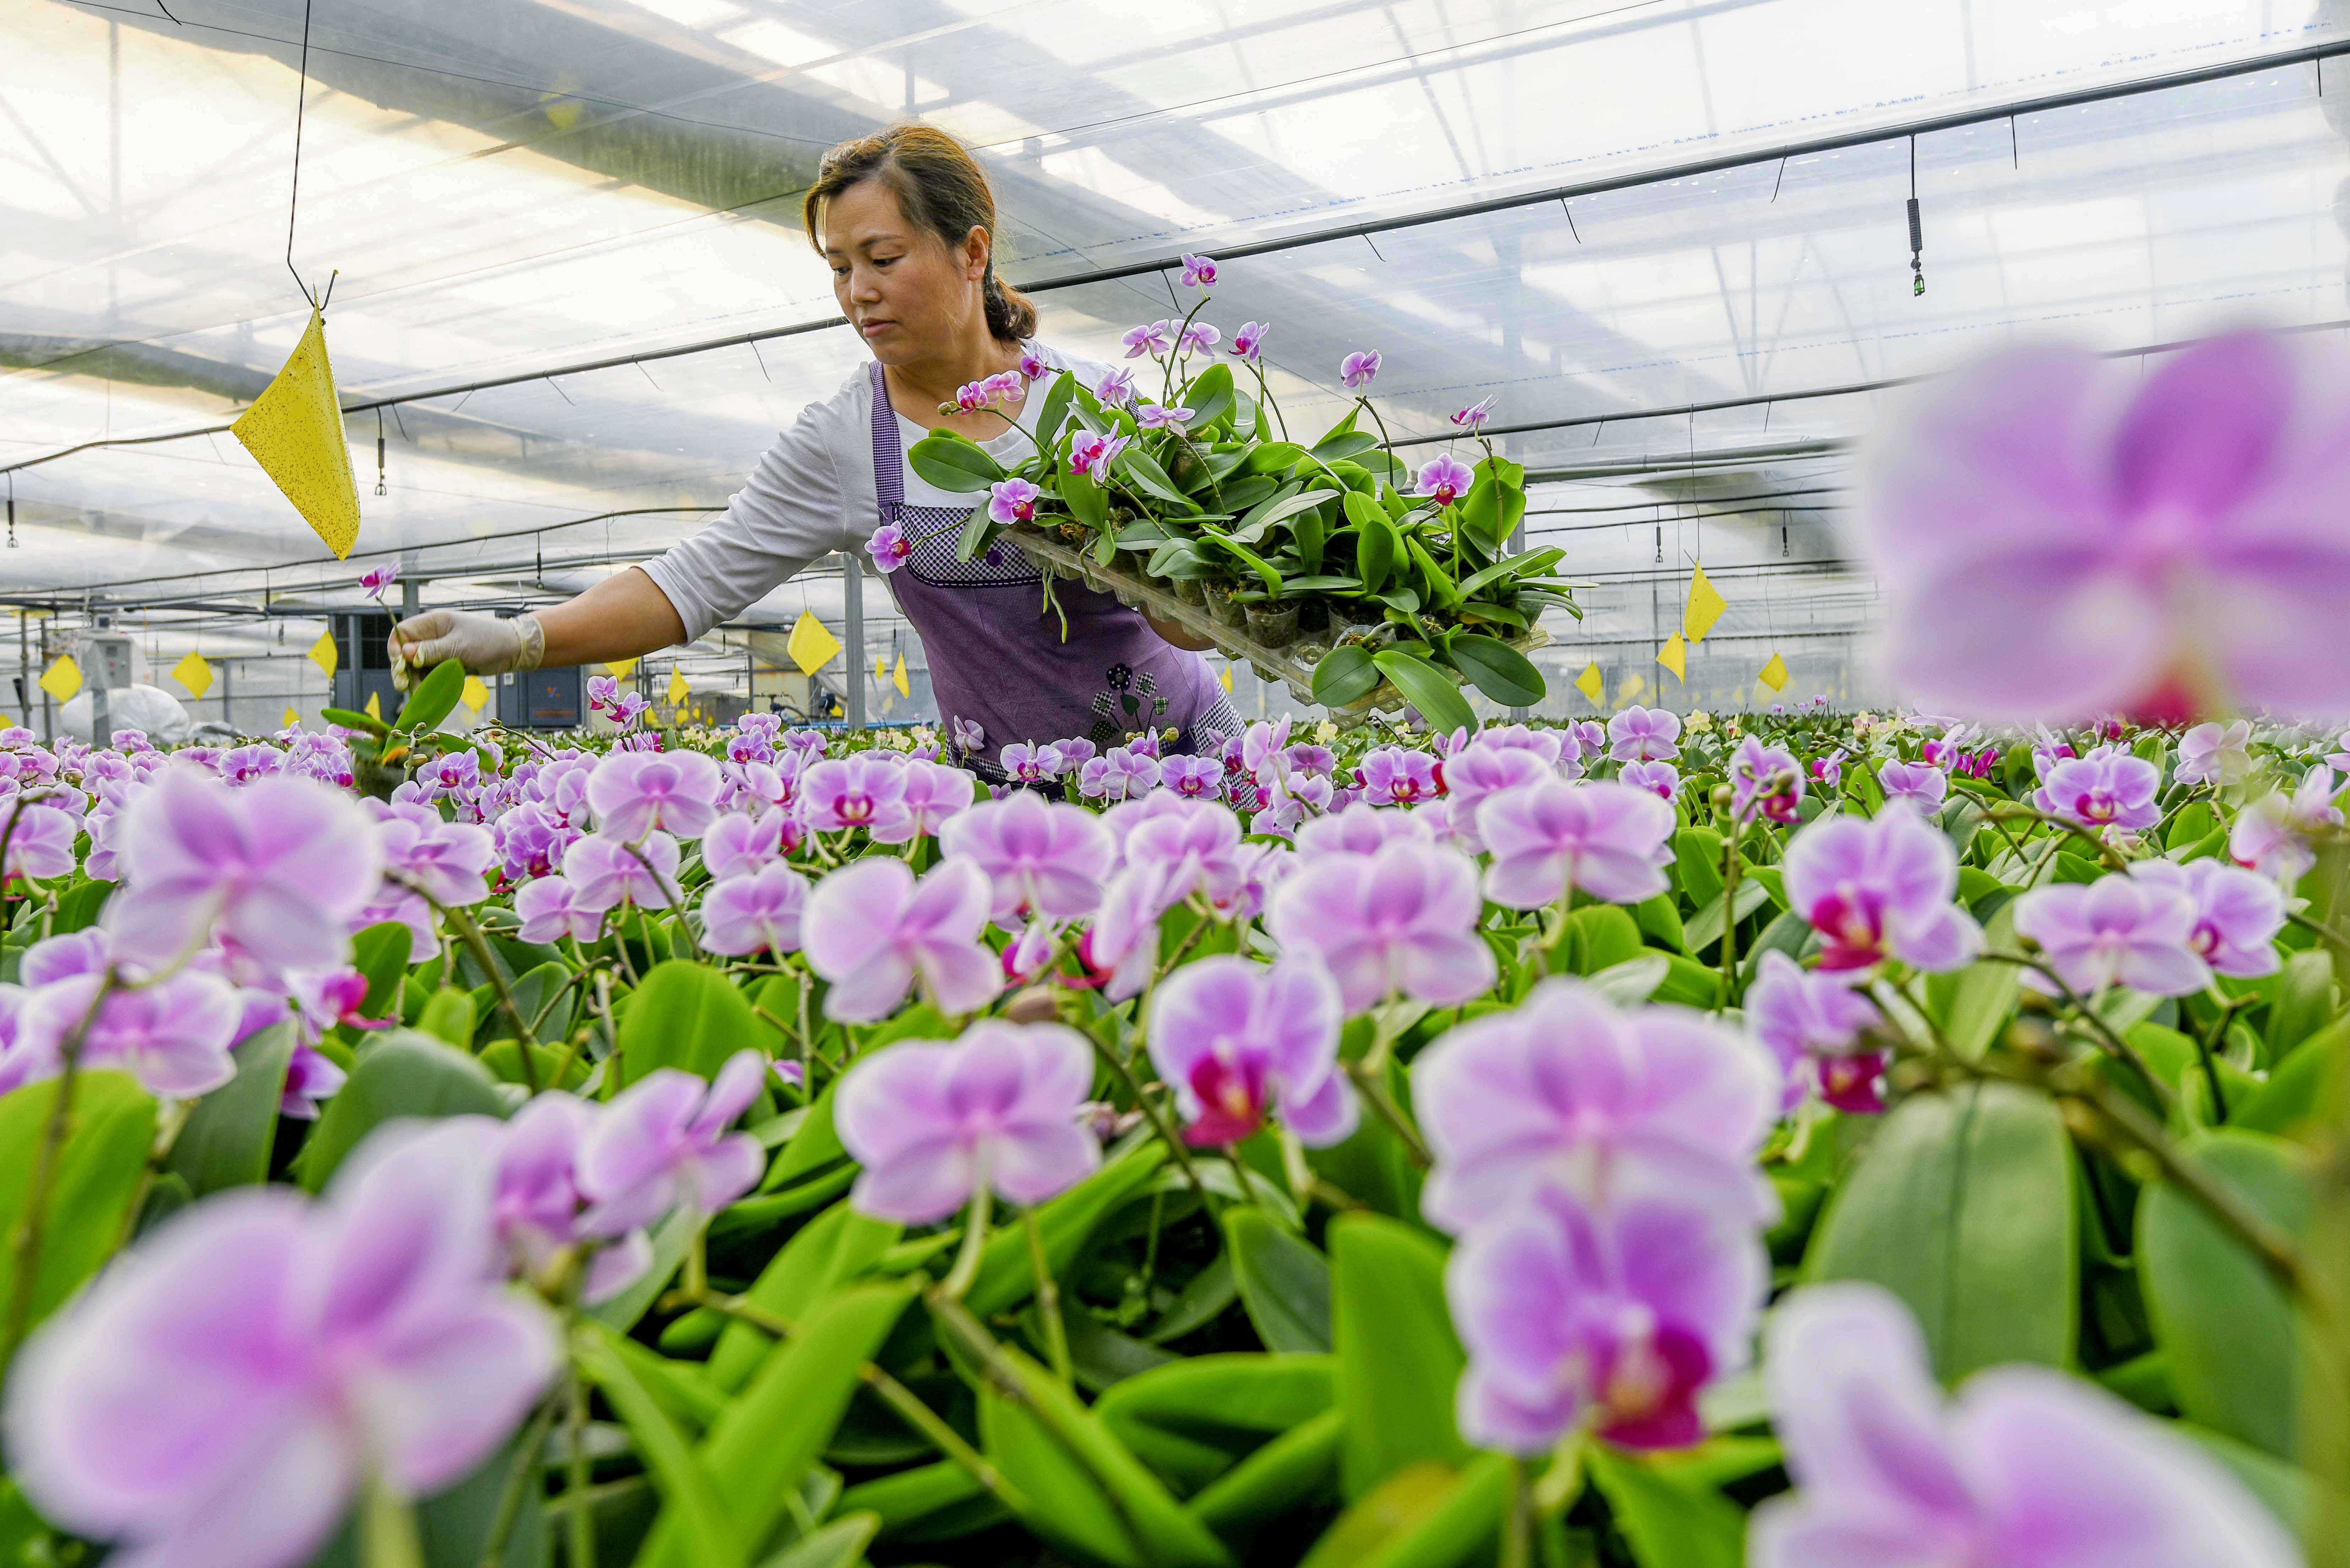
[388,609,543,684]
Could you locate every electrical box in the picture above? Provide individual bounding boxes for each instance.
[497,666,583,730]
[80,634,133,691]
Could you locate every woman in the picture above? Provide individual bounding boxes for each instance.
[389,124,1239,771]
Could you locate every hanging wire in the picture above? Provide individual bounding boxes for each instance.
[1907,136,1925,297]
[284,0,320,308]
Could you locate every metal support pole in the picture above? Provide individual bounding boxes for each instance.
[842,551,867,729]
[400,569,421,624]
[220,659,234,734]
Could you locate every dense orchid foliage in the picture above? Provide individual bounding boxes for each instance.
[0,675,2340,1568]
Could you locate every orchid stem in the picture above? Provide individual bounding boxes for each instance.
[1022,1207,1072,1384]
[3,966,115,1361]
[942,1182,993,1301]
[359,1469,425,1568]
[564,1368,597,1568]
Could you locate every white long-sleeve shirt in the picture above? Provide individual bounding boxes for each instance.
[640,340,1116,640]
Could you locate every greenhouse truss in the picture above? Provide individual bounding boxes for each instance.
[7,0,2350,729]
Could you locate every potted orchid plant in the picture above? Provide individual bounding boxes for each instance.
[897,258,1574,731]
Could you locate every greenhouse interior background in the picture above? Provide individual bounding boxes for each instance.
[8,0,2350,737]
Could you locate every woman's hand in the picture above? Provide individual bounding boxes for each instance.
[1144,608,1218,653]
[387,610,544,678]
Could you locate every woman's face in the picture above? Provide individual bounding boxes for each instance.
[821,177,986,366]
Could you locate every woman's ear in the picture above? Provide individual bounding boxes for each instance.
[961,224,991,280]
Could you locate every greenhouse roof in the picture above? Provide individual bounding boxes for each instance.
[6,0,2350,624]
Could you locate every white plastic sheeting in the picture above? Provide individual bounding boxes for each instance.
[4,0,2349,707]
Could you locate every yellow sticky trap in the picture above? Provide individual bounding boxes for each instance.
[38,656,81,702]
[1758,652,1790,692]
[786,610,841,676]
[173,649,214,700]
[1619,672,1647,705]
[1684,565,1727,642]
[230,308,362,559]
[1656,633,1686,683]
[604,657,639,680]
[364,690,382,721]
[461,676,490,711]
[309,629,339,678]
[893,653,910,698]
[1219,663,1233,693]
[1574,661,1602,705]
[283,706,301,730]
[667,669,689,706]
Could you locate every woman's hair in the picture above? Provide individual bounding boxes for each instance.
[804,124,1037,343]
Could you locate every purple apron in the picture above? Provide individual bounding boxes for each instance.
[868,363,1241,775]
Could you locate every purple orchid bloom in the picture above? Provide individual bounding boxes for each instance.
[585,750,722,842]
[1177,322,1220,355]
[799,754,914,837]
[878,760,976,845]
[358,561,399,601]
[2012,874,2210,997]
[103,765,382,976]
[939,790,1114,923]
[1620,759,1680,799]
[1607,705,1681,762]
[1146,955,1354,1147]
[5,1118,556,1568]
[701,809,784,880]
[1450,396,1496,433]
[950,716,985,755]
[1752,1283,2300,1568]
[1413,978,1781,1230]
[2230,764,2343,884]
[2033,747,2160,834]
[561,830,680,911]
[1449,1187,1765,1454]
[0,805,76,884]
[1293,805,1433,860]
[1852,328,2350,725]
[1229,321,1267,361]
[1781,807,1981,973]
[6,969,241,1100]
[374,803,495,909]
[1414,454,1475,506]
[2174,719,2253,786]
[513,873,605,943]
[1178,252,1216,288]
[1161,754,1222,797]
[491,1093,649,1305]
[1120,321,1173,359]
[1354,746,1444,806]
[1095,367,1138,407]
[1079,747,1161,802]
[801,856,999,1022]
[999,741,1063,783]
[835,1021,1100,1224]
[1136,402,1196,432]
[1876,759,1949,814]
[987,477,1041,525]
[1067,430,1130,479]
[868,523,912,574]
[1729,736,1805,825]
[2127,858,2284,977]
[579,1051,768,1236]
[1478,780,1675,909]
[585,674,619,715]
[698,863,812,957]
[1339,350,1381,390]
[1747,950,1888,1114]
[1266,841,1495,1013]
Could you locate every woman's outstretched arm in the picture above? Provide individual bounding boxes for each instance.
[387,567,686,675]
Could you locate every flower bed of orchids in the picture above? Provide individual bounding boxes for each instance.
[880,256,1571,733]
[0,648,2342,1568]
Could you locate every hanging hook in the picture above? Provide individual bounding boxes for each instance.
[375,409,387,497]
[5,473,15,550]
[1908,136,1925,297]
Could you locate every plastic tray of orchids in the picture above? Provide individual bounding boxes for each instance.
[886,264,1576,734]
